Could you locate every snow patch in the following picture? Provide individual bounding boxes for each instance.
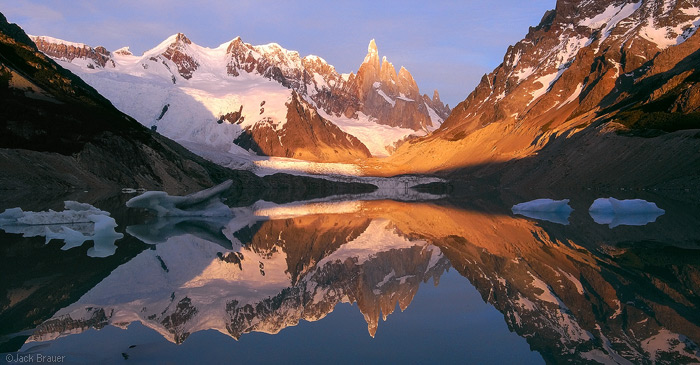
[639,14,700,49]
[376,89,396,107]
[580,2,642,43]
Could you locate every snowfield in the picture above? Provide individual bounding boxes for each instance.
[36,34,441,172]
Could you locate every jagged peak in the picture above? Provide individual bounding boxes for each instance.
[304,54,329,65]
[174,32,192,44]
[224,36,243,47]
[432,89,440,102]
[145,33,195,57]
[368,39,378,53]
[114,46,132,56]
[398,66,412,78]
[363,39,379,65]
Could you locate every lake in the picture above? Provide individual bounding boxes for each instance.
[1,190,699,364]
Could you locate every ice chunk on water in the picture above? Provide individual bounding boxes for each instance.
[0,202,123,258]
[511,199,573,225]
[126,180,233,217]
[589,197,665,228]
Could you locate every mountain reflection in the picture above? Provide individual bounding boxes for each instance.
[29,205,448,343]
[17,197,700,363]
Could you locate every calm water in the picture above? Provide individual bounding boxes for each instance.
[1,192,700,364]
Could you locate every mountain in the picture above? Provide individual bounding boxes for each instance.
[0,14,241,195]
[0,13,374,203]
[386,0,700,189]
[31,34,449,160]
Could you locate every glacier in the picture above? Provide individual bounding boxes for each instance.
[589,197,665,228]
[0,201,123,258]
[126,180,233,217]
[511,199,574,225]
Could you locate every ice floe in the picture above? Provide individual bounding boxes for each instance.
[0,201,123,258]
[126,180,233,217]
[589,197,665,228]
[511,199,574,225]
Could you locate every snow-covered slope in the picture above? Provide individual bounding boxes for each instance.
[31,34,449,160]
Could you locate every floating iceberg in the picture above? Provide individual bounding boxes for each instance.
[511,199,574,225]
[0,201,123,258]
[589,197,665,228]
[126,180,233,217]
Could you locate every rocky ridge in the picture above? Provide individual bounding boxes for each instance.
[31,34,450,159]
[386,0,700,188]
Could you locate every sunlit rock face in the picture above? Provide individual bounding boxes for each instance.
[30,36,114,69]
[233,91,372,162]
[32,35,449,159]
[388,0,700,186]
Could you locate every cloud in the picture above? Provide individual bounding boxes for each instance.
[2,1,64,22]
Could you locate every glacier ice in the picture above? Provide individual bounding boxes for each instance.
[126,180,233,217]
[0,201,124,258]
[511,199,574,225]
[589,197,665,228]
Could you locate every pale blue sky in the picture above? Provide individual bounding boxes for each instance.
[2,0,554,106]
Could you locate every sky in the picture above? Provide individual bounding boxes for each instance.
[1,0,555,106]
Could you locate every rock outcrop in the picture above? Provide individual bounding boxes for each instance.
[233,91,372,162]
[224,37,450,132]
[30,36,114,69]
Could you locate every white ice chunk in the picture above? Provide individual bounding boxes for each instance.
[512,199,573,225]
[126,180,233,217]
[589,197,665,228]
[0,202,123,258]
[0,201,109,226]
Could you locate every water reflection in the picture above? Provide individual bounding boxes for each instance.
[2,194,700,363]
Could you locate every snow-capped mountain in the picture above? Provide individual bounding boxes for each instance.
[387,0,700,187]
[0,13,267,194]
[30,34,449,160]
